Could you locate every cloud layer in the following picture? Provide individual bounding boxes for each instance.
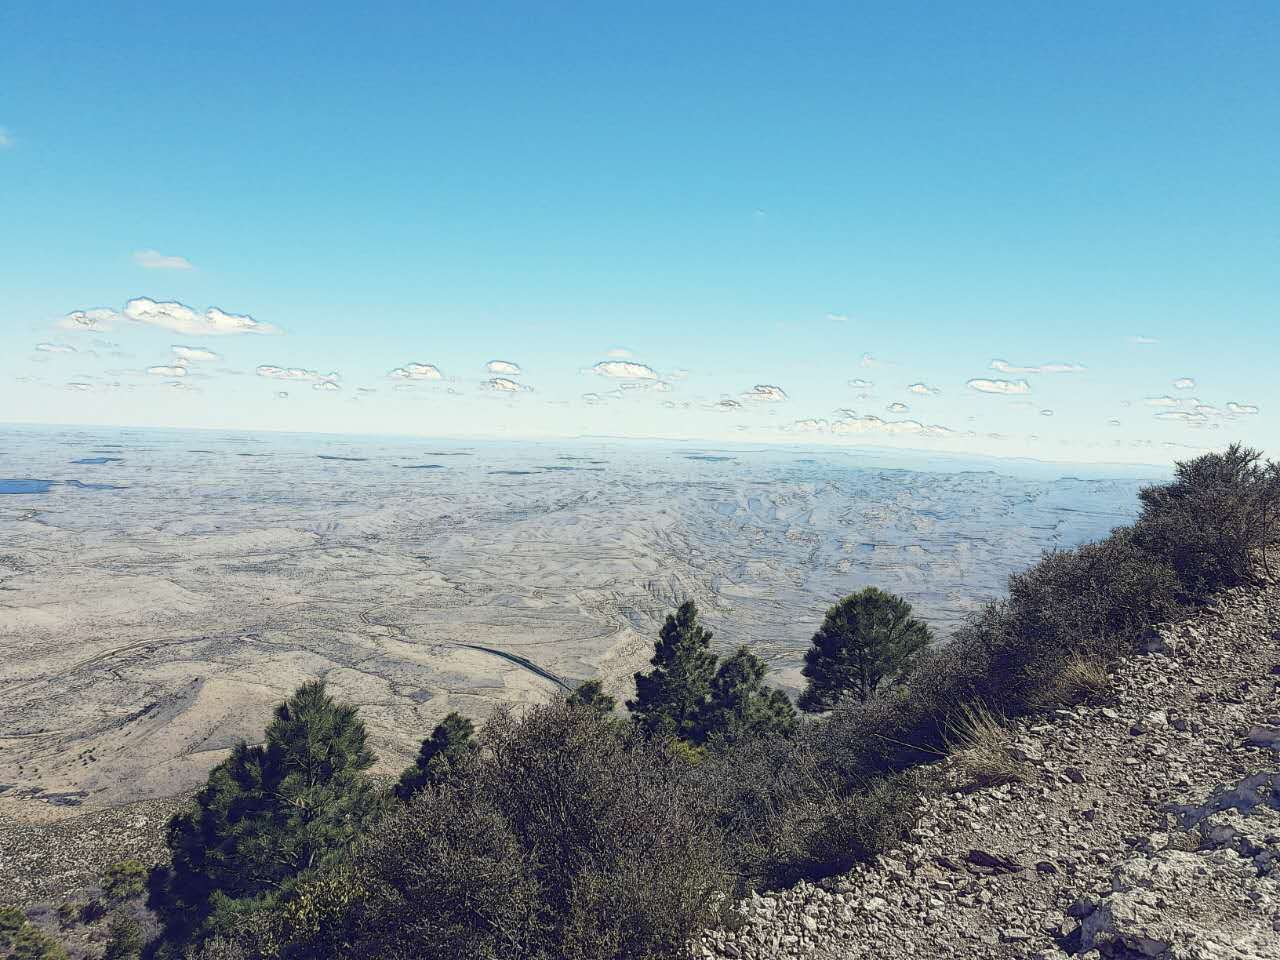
[592,360,659,380]
[968,378,1031,395]
[133,250,195,271]
[60,299,279,337]
[990,359,1085,374]
[390,362,443,380]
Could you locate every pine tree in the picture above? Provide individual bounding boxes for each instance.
[696,646,797,745]
[165,680,381,917]
[566,678,618,715]
[394,712,477,802]
[628,600,719,739]
[798,587,932,712]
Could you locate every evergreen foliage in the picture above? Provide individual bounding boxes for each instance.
[162,681,380,934]
[102,913,145,960]
[566,679,618,714]
[696,646,797,745]
[798,587,931,712]
[393,712,477,802]
[628,600,718,739]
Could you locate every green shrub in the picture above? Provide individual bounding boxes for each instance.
[566,679,618,714]
[102,858,148,901]
[102,912,146,960]
[1134,443,1274,601]
[0,911,69,960]
[690,732,838,887]
[791,772,921,879]
[0,907,25,947]
[343,701,729,960]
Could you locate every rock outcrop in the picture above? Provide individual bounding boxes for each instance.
[701,580,1280,960]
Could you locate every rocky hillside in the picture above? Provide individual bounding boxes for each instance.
[700,578,1280,960]
[4,580,1278,959]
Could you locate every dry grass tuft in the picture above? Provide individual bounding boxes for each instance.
[1031,652,1113,712]
[945,703,1023,793]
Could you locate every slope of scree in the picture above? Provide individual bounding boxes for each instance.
[699,576,1280,960]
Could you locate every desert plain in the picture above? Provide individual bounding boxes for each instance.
[0,425,1157,813]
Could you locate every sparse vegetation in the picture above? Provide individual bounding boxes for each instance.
[102,912,146,960]
[1134,443,1273,602]
[102,859,148,902]
[81,445,1278,960]
[0,907,68,960]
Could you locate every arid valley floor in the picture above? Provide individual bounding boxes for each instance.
[0,426,1160,814]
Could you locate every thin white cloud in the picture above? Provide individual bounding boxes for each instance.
[742,384,788,402]
[789,418,829,433]
[1156,411,1207,424]
[1127,335,1159,345]
[276,391,289,399]
[0,128,12,149]
[389,362,443,380]
[668,368,690,381]
[59,309,117,333]
[906,382,939,395]
[592,360,659,380]
[1143,395,1179,408]
[1226,402,1260,415]
[1172,377,1196,390]
[35,342,76,354]
[146,363,189,377]
[967,378,1031,395]
[713,398,742,411]
[133,250,195,271]
[825,312,850,323]
[831,415,953,437]
[847,378,874,389]
[486,360,522,375]
[582,392,605,405]
[483,377,527,393]
[887,402,909,413]
[1039,409,1054,417]
[258,366,341,391]
[990,359,1086,374]
[1108,418,1122,427]
[123,298,280,336]
[67,382,93,392]
[173,345,221,362]
[859,353,877,368]
[605,347,634,359]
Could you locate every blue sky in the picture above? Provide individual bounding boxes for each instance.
[2,1,1276,462]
